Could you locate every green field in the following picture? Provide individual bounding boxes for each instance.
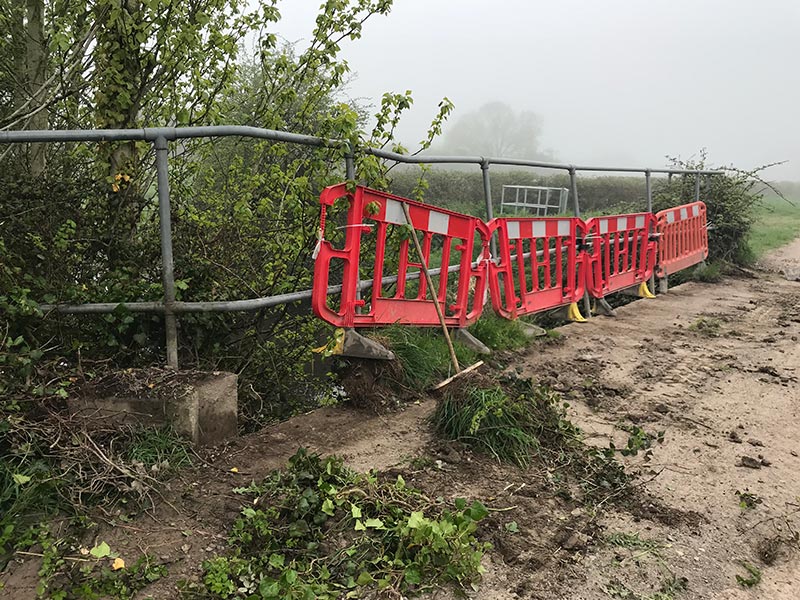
[749,195,800,257]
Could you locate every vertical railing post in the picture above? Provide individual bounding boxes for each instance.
[645,169,656,294]
[694,171,701,202]
[569,167,591,318]
[345,142,355,181]
[154,135,179,369]
[569,167,580,218]
[481,160,497,258]
[344,142,362,313]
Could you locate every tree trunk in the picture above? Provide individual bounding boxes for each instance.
[26,0,48,174]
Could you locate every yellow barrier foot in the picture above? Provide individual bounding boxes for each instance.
[638,281,656,299]
[567,302,587,323]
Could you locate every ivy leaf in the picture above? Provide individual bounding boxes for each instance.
[321,498,335,516]
[350,503,362,519]
[364,518,384,529]
[259,580,280,597]
[467,501,489,521]
[89,541,111,558]
[407,511,425,529]
[12,473,31,485]
[268,553,284,569]
[354,519,365,531]
[404,567,421,585]
[355,571,374,585]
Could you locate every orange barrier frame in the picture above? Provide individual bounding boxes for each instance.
[655,202,708,278]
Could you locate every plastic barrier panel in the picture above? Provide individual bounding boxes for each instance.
[312,184,489,328]
[585,213,657,298]
[655,201,708,277]
[489,217,587,319]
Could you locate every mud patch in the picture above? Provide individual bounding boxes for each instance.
[537,356,631,409]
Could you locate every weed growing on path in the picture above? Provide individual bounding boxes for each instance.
[432,376,629,503]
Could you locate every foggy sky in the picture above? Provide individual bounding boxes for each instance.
[275,0,800,180]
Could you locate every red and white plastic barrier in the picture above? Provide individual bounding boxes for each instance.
[312,184,711,328]
[488,217,587,319]
[655,201,708,278]
[584,213,657,298]
[312,184,489,328]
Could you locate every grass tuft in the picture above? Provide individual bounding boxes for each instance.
[125,425,193,472]
[692,262,723,283]
[467,313,530,351]
[377,326,479,390]
[432,377,629,501]
[433,384,539,467]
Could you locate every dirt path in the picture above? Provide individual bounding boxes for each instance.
[516,271,800,599]
[3,242,800,599]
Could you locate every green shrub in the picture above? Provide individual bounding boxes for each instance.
[652,155,766,266]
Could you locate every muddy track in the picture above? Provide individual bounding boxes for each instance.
[3,240,800,599]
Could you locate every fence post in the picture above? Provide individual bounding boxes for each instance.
[154,135,179,369]
[645,169,656,294]
[481,160,497,258]
[569,167,580,217]
[345,142,355,180]
[694,171,701,202]
[569,167,591,318]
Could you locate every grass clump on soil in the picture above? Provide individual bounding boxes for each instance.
[184,449,490,599]
[467,313,531,351]
[691,262,724,283]
[606,532,664,552]
[735,562,762,588]
[376,326,480,390]
[604,575,688,600]
[688,316,721,337]
[433,384,539,467]
[432,376,628,502]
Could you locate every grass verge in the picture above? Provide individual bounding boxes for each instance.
[749,196,800,258]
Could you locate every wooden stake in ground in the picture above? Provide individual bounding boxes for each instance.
[401,202,483,387]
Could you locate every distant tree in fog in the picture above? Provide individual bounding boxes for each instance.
[436,101,550,160]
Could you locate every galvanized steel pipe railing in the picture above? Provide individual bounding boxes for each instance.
[0,125,725,368]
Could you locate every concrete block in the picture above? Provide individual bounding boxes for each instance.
[68,370,238,446]
[193,372,238,445]
[518,322,547,338]
[340,329,395,360]
[453,328,491,355]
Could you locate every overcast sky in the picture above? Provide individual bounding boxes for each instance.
[274,0,800,180]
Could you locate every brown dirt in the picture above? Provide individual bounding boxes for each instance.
[4,240,800,599]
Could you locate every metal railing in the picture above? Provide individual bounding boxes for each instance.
[0,126,724,368]
[500,185,569,216]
